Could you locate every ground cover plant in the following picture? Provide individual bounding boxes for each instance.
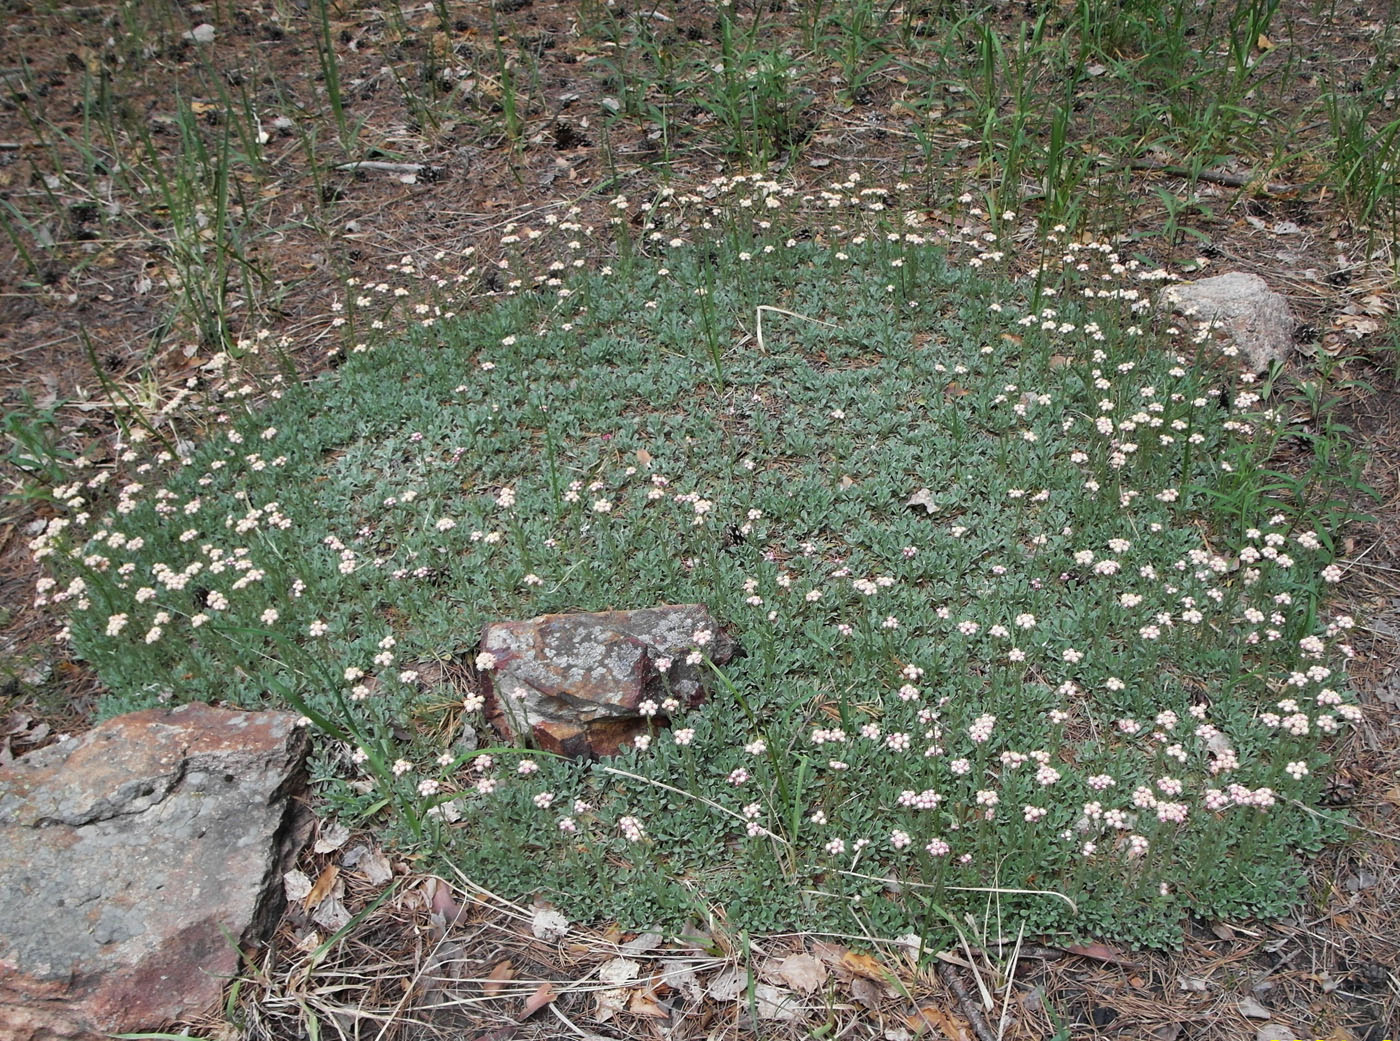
[3,0,1399,1036]
[27,180,1365,952]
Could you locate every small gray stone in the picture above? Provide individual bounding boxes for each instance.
[1157,272,1295,373]
[183,23,216,44]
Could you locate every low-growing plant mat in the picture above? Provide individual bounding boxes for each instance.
[34,213,1366,959]
[4,0,1399,1037]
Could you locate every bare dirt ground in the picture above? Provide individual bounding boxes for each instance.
[1,1,1397,1037]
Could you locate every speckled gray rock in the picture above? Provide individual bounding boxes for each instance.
[0,703,309,1041]
[480,604,737,758]
[1157,271,1295,372]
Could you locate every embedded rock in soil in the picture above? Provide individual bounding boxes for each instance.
[0,703,310,1041]
[480,604,737,758]
[1156,271,1295,373]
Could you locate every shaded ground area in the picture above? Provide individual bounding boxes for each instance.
[1,0,1397,1036]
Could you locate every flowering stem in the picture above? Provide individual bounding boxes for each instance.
[542,413,562,518]
[681,743,698,794]
[698,264,723,388]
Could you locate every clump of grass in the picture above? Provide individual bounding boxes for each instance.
[1325,89,1400,239]
[3,392,77,492]
[30,176,1363,950]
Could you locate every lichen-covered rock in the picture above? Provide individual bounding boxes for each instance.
[0,703,309,1041]
[1156,271,1295,372]
[479,604,737,758]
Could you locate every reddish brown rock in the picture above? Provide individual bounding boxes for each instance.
[0,703,309,1041]
[479,604,737,757]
